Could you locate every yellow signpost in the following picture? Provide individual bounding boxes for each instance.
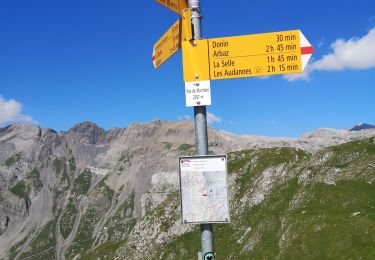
[153,1,314,258]
[208,30,304,80]
[153,19,181,69]
[155,0,188,15]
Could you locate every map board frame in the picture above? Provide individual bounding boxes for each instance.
[179,155,231,224]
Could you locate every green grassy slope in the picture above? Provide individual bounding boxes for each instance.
[111,138,375,259]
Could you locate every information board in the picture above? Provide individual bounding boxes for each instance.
[179,155,230,224]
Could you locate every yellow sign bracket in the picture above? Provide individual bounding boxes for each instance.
[182,8,193,42]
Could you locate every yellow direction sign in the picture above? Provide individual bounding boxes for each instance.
[153,19,181,69]
[155,0,188,15]
[208,30,314,80]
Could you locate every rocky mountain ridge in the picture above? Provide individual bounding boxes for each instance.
[349,123,375,132]
[0,120,374,259]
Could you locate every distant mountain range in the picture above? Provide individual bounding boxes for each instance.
[349,123,375,132]
[0,121,374,259]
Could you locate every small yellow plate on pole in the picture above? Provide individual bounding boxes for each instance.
[182,39,210,82]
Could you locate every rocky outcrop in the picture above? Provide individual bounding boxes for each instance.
[350,123,375,132]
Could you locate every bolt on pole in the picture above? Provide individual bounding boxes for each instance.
[187,0,215,259]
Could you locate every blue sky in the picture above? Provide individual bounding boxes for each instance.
[0,0,374,137]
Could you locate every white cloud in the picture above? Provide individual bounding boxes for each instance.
[283,66,313,82]
[257,76,271,80]
[0,96,33,125]
[178,112,222,124]
[284,27,375,81]
[177,115,192,121]
[207,112,221,124]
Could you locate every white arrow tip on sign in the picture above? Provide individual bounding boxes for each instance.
[300,31,314,71]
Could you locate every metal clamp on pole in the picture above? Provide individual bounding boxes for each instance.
[188,0,202,40]
[189,0,202,20]
[188,0,200,9]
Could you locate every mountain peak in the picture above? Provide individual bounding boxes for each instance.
[67,121,105,145]
[68,121,101,131]
[349,123,375,132]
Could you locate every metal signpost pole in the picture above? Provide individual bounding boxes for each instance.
[188,0,215,259]
[154,1,313,258]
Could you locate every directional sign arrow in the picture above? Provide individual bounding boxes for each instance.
[153,7,192,69]
[206,30,314,80]
[152,19,181,69]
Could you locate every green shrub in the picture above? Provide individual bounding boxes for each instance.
[28,168,43,192]
[178,143,194,151]
[73,169,92,195]
[5,153,21,167]
[60,198,78,239]
[10,181,29,204]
